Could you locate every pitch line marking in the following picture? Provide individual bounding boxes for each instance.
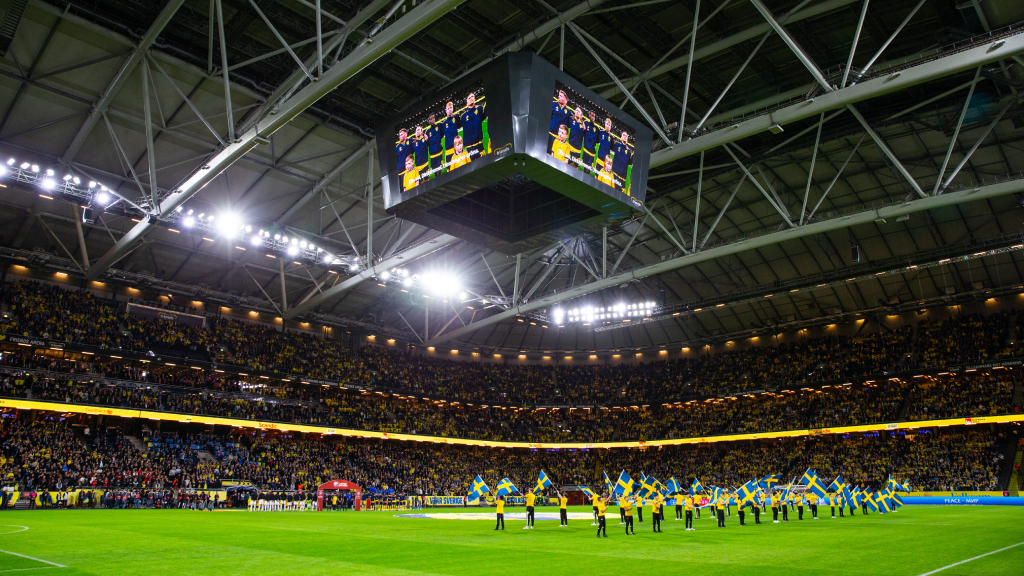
[0,568,61,573]
[916,541,1024,576]
[0,526,29,536]
[0,549,66,568]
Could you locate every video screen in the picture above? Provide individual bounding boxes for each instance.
[394,81,489,193]
[547,81,636,196]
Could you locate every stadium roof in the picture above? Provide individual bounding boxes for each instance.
[0,0,1023,353]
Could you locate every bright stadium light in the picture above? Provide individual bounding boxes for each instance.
[95,192,110,205]
[182,216,195,228]
[287,245,299,256]
[40,178,56,191]
[250,235,262,247]
[217,213,242,238]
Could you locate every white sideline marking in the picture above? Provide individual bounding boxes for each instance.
[0,568,61,573]
[0,526,29,536]
[916,541,1024,576]
[0,549,66,568]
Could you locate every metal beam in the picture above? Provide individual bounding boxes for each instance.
[282,234,458,320]
[274,141,373,226]
[425,177,1024,345]
[649,32,1024,168]
[600,0,860,99]
[85,0,466,281]
[60,0,186,164]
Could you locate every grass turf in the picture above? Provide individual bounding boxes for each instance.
[0,506,1021,575]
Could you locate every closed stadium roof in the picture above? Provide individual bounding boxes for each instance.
[0,0,1023,353]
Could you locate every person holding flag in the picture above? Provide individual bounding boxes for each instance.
[771,490,781,523]
[666,477,683,521]
[622,494,635,536]
[651,494,664,533]
[596,493,610,538]
[798,492,806,520]
[524,489,537,530]
[526,470,552,530]
[555,488,569,527]
[691,479,704,520]
[780,487,790,522]
[580,485,599,525]
[685,491,696,531]
[715,491,727,528]
[752,491,762,524]
[494,495,506,531]
[614,471,633,524]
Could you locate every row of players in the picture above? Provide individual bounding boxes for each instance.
[549,90,634,194]
[396,93,487,191]
[494,490,870,536]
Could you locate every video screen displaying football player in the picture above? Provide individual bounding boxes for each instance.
[547,81,635,196]
[395,81,487,192]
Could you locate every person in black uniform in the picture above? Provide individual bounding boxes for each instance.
[459,92,486,159]
[582,110,600,173]
[635,495,643,524]
[566,107,586,168]
[425,114,444,172]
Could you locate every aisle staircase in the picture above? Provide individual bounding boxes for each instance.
[1005,442,1022,496]
[124,435,147,453]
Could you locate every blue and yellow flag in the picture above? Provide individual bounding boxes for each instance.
[614,471,633,497]
[900,479,912,492]
[691,478,705,494]
[891,492,904,508]
[637,475,660,499]
[736,480,759,506]
[579,485,596,499]
[878,491,893,513]
[666,476,683,495]
[849,487,865,508]
[758,474,781,491]
[534,470,552,493]
[603,471,614,493]
[495,478,518,497]
[800,469,828,499]
[467,475,490,498]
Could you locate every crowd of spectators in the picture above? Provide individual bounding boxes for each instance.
[0,412,1010,495]
[1,280,1019,406]
[0,362,1014,444]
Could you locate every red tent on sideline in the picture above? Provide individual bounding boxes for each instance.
[316,480,362,511]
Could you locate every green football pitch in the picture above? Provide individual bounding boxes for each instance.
[0,506,1021,575]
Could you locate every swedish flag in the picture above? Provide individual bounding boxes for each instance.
[827,476,848,494]
[877,492,893,513]
[495,478,518,497]
[850,487,865,508]
[900,479,912,492]
[736,480,759,505]
[891,492,904,509]
[691,478,705,494]
[666,476,683,495]
[579,485,596,499]
[800,468,828,499]
[603,471,614,493]
[637,475,660,499]
[534,470,552,493]
[758,474,781,491]
[614,471,633,497]
[467,475,490,498]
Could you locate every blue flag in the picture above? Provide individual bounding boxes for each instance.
[603,471,614,493]
[637,475,660,499]
[800,469,828,499]
[495,478,518,497]
[666,476,683,495]
[467,475,490,498]
[758,474,781,491]
[691,478,705,494]
[534,470,552,493]
[614,471,633,497]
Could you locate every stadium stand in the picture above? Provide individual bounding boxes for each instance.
[0,279,1020,495]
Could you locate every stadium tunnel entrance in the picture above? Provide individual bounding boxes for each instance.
[316,480,362,512]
